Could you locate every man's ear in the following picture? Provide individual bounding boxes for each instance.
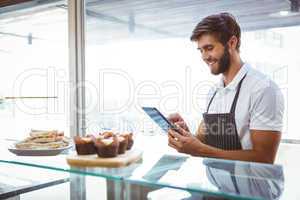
[227,36,238,53]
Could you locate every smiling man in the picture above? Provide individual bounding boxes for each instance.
[168,13,284,164]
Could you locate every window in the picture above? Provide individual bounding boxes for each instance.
[84,1,300,142]
[0,1,69,139]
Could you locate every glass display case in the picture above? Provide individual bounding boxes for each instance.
[0,161,69,200]
[1,139,298,200]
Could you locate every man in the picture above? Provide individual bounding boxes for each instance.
[168,13,284,164]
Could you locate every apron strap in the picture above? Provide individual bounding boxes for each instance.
[229,74,247,114]
[206,90,217,113]
[206,73,247,113]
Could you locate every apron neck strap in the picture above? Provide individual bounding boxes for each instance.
[230,74,247,114]
[206,90,217,113]
[206,73,247,113]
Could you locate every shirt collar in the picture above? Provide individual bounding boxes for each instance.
[216,63,250,91]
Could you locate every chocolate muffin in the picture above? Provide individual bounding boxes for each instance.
[120,132,134,150]
[93,135,119,158]
[74,136,96,155]
[117,136,128,154]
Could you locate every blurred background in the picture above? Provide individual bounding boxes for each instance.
[0,0,298,141]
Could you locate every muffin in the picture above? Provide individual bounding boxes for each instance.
[101,131,114,139]
[117,136,128,154]
[120,132,134,150]
[93,135,119,158]
[74,136,96,155]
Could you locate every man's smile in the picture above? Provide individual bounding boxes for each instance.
[206,59,218,67]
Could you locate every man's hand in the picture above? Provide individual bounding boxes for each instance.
[168,125,204,156]
[167,113,190,132]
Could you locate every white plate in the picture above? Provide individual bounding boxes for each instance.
[8,145,73,156]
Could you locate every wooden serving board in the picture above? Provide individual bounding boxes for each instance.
[66,149,143,168]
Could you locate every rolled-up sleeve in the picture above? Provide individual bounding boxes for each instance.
[249,83,284,132]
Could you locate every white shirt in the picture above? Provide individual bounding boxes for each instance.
[206,63,284,149]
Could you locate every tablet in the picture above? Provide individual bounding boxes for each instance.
[142,107,178,133]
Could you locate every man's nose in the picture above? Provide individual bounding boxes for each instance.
[202,52,211,61]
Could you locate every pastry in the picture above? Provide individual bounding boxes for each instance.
[93,135,119,158]
[15,130,69,150]
[101,131,114,139]
[74,136,96,155]
[117,136,128,154]
[120,132,134,150]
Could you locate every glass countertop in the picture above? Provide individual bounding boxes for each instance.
[0,161,69,199]
[1,139,298,200]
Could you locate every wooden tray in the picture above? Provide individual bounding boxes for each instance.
[66,149,143,168]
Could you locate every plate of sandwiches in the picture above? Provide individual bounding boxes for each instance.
[8,130,72,156]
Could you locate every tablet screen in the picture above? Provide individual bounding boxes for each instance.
[142,107,174,133]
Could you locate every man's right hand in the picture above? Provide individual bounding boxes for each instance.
[167,113,190,132]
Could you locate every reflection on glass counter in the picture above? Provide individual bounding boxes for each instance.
[204,159,284,200]
[129,155,284,200]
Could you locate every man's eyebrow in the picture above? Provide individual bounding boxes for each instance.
[197,44,213,50]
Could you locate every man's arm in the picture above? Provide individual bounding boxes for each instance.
[195,120,206,142]
[169,127,281,164]
[199,130,281,163]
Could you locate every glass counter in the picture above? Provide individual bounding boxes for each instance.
[0,139,298,200]
[0,162,69,199]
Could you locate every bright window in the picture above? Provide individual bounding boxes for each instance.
[0,3,69,139]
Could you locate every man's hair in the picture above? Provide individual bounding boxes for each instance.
[190,13,241,52]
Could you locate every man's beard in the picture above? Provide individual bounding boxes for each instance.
[212,45,231,75]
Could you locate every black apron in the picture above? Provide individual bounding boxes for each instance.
[202,74,247,150]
